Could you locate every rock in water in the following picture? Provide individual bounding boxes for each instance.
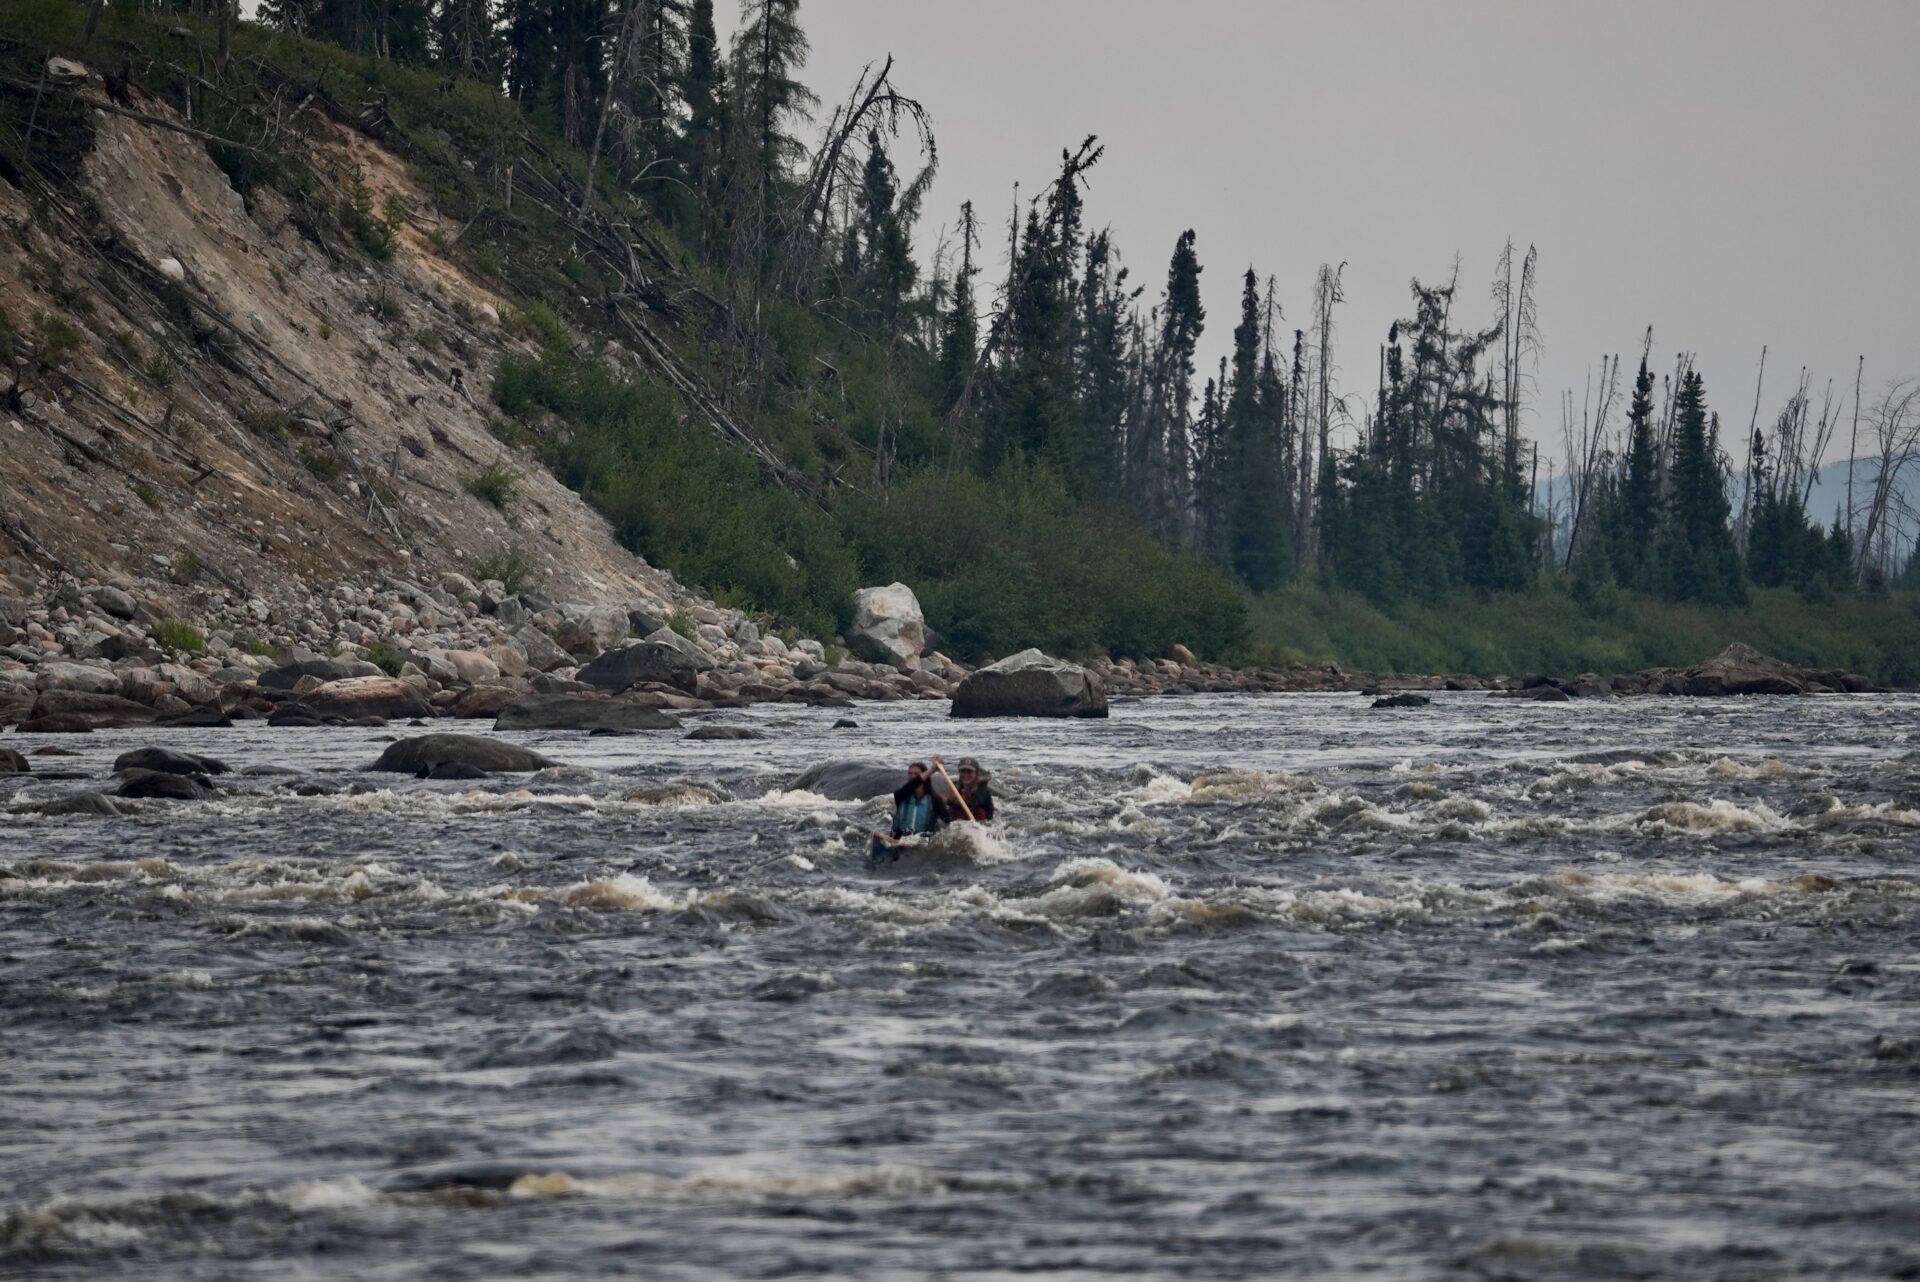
[367,733,558,775]
[157,706,234,728]
[294,677,434,721]
[1371,692,1431,709]
[0,748,28,774]
[27,689,159,729]
[116,767,215,800]
[493,695,679,733]
[113,747,230,776]
[1665,643,1842,697]
[577,632,713,695]
[685,725,767,741]
[950,649,1109,719]
[848,583,927,669]
[785,760,903,801]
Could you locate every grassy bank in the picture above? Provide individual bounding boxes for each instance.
[1248,585,1920,685]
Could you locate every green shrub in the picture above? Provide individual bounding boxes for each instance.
[142,352,176,389]
[342,181,396,260]
[666,608,695,639]
[364,640,403,676]
[470,545,542,595]
[462,456,517,509]
[232,629,276,658]
[153,618,205,654]
[298,444,344,481]
[130,480,164,510]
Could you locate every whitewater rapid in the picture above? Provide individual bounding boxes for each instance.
[3,691,1918,1278]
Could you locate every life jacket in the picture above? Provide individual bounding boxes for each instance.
[894,792,937,836]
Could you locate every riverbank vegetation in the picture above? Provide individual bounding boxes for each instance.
[4,0,1914,673]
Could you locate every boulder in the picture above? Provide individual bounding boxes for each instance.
[1166,643,1197,665]
[294,676,434,721]
[847,583,926,669]
[34,661,122,695]
[260,658,383,690]
[627,600,670,637]
[0,747,28,774]
[1671,643,1812,697]
[0,681,34,727]
[512,627,570,673]
[113,747,230,776]
[493,694,679,733]
[28,689,159,728]
[578,633,712,695]
[1371,692,1431,709]
[583,606,632,652]
[18,792,122,816]
[92,586,138,620]
[685,725,768,741]
[950,649,1109,719]
[367,733,558,775]
[453,679,533,719]
[156,706,233,728]
[441,649,501,684]
[116,767,215,800]
[785,759,903,801]
[15,715,95,733]
[154,662,221,707]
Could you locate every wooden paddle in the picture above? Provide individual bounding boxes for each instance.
[932,757,975,822]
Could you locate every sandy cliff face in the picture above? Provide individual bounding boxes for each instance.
[0,70,670,613]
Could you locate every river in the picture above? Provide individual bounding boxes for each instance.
[3,692,1918,1279]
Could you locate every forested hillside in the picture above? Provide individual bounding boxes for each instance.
[5,0,1917,677]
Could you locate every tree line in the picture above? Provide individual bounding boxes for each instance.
[252,0,1916,615]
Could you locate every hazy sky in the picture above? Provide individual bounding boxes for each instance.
[732,0,1919,461]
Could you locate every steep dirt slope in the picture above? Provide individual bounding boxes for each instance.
[0,65,677,614]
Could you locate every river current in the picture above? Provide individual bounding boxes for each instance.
[3,692,1918,1279]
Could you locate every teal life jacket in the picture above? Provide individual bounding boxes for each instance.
[894,793,936,836]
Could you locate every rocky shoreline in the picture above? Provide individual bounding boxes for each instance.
[0,557,1889,745]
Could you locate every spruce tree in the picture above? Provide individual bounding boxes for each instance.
[679,0,728,242]
[1612,352,1660,589]
[937,201,980,415]
[1151,229,1204,540]
[1656,370,1744,603]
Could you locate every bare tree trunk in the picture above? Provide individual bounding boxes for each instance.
[1847,355,1863,544]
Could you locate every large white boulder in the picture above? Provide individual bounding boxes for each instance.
[848,583,926,670]
[950,648,1108,719]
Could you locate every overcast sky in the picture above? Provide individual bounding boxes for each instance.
[733,0,1919,462]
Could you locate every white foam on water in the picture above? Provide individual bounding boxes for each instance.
[275,1176,383,1212]
[507,1163,960,1202]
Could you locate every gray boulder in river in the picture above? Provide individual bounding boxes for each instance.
[577,630,714,695]
[492,695,679,732]
[786,759,903,800]
[950,649,1109,719]
[368,733,559,774]
[113,747,230,776]
[847,583,927,669]
[0,747,29,774]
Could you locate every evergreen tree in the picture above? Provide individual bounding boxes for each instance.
[1656,370,1744,603]
[1149,228,1204,539]
[936,201,980,415]
[1222,269,1290,589]
[679,0,728,241]
[1611,352,1660,589]
[1073,228,1133,496]
[434,0,500,79]
[852,128,915,332]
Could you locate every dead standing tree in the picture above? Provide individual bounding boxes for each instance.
[1855,379,1920,581]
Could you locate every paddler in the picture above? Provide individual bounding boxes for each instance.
[937,756,996,822]
[870,761,950,864]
